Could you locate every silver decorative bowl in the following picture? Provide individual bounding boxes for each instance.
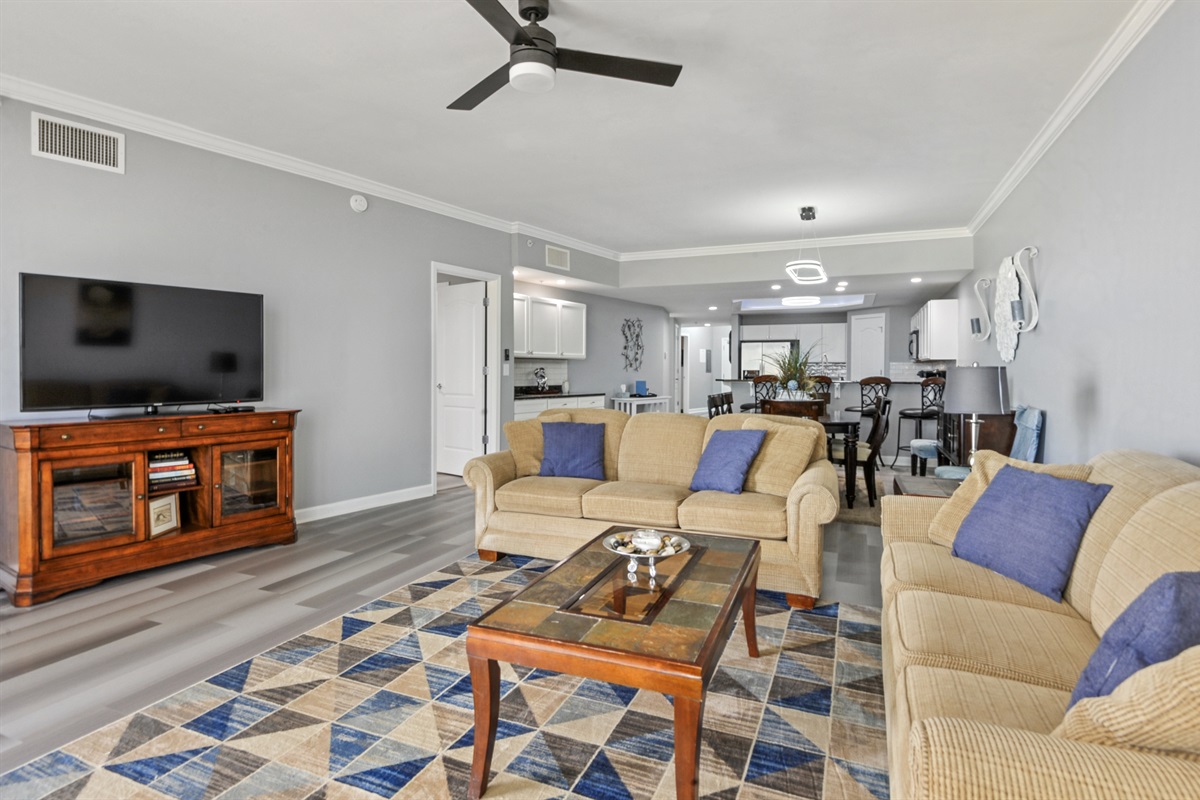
[602,530,690,584]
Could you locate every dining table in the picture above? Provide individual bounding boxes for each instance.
[818,411,864,509]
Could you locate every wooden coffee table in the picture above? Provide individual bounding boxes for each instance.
[466,527,761,799]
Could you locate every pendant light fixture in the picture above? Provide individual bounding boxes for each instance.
[785,206,828,285]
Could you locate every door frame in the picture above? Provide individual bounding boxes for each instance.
[430,262,501,487]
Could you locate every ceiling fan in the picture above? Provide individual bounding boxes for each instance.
[449,0,682,110]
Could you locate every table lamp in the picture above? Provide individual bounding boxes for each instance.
[943,365,1009,466]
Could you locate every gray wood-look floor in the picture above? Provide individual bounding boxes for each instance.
[0,472,886,773]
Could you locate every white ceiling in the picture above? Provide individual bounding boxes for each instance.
[1,0,1140,319]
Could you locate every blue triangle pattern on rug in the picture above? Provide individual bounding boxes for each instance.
[0,555,888,799]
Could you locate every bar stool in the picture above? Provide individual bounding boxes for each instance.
[847,377,891,466]
[891,377,944,468]
[740,375,779,413]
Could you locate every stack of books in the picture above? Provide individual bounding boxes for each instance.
[148,450,197,492]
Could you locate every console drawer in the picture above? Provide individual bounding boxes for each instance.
[182,414,291,437]
[40,420,182,448]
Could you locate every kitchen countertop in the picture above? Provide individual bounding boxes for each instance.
[513,391,606,399]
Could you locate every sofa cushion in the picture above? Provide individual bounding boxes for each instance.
[881,542,1082,617]
[1091,482,1200,635]
[540,422,606,480]
[952,466,1113,601]
[1055,646,1200,757]
[677,491,787,540]
[703,413,828,460]
[503,413,572,477]
[582,481,692,529]
[689,429,767,494]
[1071,571,1200,708]
[494,476,603,518]
[927,451,1093,548]
[1064,451,1200,622]
[901,665,1070,739]
[740,417,821,497]
[889,590,1098,691]
[616,413,709,488]
[544,408,630,481]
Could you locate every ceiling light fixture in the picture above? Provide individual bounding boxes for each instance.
[708,306,718,311]
[771,284,782,291]
[835,286,846,292]
[785,206,827,285]
[781,296,821,307]
[911,277,923,283]
[837,281,848,287]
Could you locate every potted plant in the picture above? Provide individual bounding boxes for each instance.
[765,343,819,397]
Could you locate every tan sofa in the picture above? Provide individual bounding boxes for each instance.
[463,409,839,607]
[880,449,1200,799]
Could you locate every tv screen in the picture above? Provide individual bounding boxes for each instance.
[20,273,264,412]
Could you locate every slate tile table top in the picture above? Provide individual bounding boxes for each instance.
[466,527,761,799]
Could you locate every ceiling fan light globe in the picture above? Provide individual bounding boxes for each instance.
[785,259,828,285]
[510,61,556,93]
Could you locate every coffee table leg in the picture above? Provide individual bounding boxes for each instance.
[468,654,499,799]
[742,567,760,658]
[673,694,705,800]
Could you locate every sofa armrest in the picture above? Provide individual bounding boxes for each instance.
[881,495,948,546]
[910,718,1200,800]
[462,451,517,546]
[785,458,839,557]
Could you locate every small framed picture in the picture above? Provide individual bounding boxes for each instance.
[148,494,180,538]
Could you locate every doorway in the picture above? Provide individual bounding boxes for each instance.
[679,333,689,413]
[849,312,887,380]
[431,263,501,484]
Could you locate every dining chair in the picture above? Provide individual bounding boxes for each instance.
[740,375,779,413]
[891,376,944,467]
[830,396,892,507]
[847,376,891,466]
[707,392,734,418]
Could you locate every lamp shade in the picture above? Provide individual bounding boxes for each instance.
[943,366,1009,415]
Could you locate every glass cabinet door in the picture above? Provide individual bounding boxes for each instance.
[40,455,145,557]
[214,441,286,524]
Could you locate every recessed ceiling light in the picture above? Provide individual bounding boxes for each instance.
[837,281,848,287]
[781,296,821,307]
[708,306,718,311]
[704,322,712,327]
[910,277,922,283]
[771,284,781,291]
[835,286,846,292]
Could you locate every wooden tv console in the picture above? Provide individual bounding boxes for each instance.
[0,409,299,606]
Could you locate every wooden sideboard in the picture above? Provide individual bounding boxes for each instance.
[0,409,299,606]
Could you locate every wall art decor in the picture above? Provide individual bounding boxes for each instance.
[621,318,644,371]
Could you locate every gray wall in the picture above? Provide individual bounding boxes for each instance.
[513,282,671,398]
[1,99,513,511]
[954,1,1200,464]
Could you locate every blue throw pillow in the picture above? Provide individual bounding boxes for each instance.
[690,429,767,494]
[1069,571,1200,709]
[952,465,1112,601]
[539,422,606,480]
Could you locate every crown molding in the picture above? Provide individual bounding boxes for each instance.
[619,227,972,263]
[510,222,621,261]
[967,0,1174,233]
[0,75,517,235]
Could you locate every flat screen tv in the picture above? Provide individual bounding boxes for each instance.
[20,273,264,413]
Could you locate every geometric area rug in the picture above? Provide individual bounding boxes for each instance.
[0,554,889,800]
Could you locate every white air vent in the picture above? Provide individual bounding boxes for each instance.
[545,245,570,271]
[31,113,125,173]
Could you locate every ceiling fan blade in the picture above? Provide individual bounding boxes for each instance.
[465,0,534,46]
[557,49,681,86]
[448,63,510,110]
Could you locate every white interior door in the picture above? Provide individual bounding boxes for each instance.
[436,281,485,475]
[850,312,887,380]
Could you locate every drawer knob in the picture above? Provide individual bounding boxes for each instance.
[60,433,71,440]
[197,424,206,430]
[158,426,167,433]
[136,494,145,500]
[271,419,278,425]
[214,483,221,489]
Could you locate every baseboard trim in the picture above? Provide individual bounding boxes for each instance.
[296,483,436,524]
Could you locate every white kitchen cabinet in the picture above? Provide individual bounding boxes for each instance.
[741,324,772,340]
[514,395,605,421]
[820,323,847,362]
[797,323,823,356]
[514,398,547,420]
[528,297,560,357]
[514,294,587,359]
[559,301,586,359]
[911,299,958,361]
[768,324,798,341]
[740,342,763,375]
[513,294,529,355]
